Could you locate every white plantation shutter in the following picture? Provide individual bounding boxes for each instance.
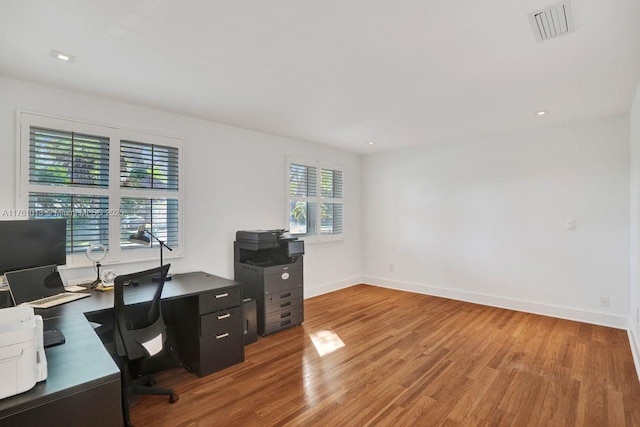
[28,193,110,253]
[18,112,184,263]
[290,163,317,197]
[27,126,110,253]
[29,127,110,187]
[120,197,179,248]
[120,140,181,249]
[287,158,344,240]
[120,141,179,190]
[320,168,343,235]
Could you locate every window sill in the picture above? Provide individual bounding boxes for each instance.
[61,247,184,269]
[295,234,344,244]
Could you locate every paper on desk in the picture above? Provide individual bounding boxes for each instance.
[65,285,86,292]
[94,283,114,292]
[142,334,163,356]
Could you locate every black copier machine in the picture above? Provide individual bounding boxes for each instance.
[234,230,304,336]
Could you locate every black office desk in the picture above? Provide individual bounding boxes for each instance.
[0,271,243,426]
[0,314,122,426]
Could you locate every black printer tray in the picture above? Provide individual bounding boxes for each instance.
[236,230,282,244]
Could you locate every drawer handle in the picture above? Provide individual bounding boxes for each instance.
[215,293,229,299]
[280,312,291,319]
[280,301,291,308]
[216,332,229,339]
[281,319,291,326]
[280,293,291,299]
[217,313,231,320]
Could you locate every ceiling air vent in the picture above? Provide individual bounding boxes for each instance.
[528,0,575,42]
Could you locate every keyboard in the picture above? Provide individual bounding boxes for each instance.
[27,292,90,309]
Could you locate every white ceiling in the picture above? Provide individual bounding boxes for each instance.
[1,0,639,154]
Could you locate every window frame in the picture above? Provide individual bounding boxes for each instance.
[16,111,184,268]
[286,156,344,243]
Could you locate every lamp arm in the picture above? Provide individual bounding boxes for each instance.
[145,230,173,251]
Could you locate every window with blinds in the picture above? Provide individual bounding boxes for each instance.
[120,141,180,250]
[29,193,110,253]
[290,163,317,197]
[289,163,318,235]
[320,168,343,235]
[287,158,344,240]
[120,197,179,249]
[28,127,110,254]
[19,112,184,263]
[29,127,110,187]
[120,140,179,190]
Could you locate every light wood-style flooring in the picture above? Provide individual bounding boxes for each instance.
[131,284,640,426]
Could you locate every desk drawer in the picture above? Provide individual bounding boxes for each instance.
[200,305,243,337]
[264,270,303,295]
[199,286,242,314]
[199,326,244,376]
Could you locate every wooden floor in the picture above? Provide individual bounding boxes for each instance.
[131,285,640,426]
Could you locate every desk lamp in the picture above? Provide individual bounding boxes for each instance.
[128,226,173,281]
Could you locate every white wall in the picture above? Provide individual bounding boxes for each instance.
[630,81,640,360]
[362,116,630,327]
[2,74,634,332]
[0,76,362,296]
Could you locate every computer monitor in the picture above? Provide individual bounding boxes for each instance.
[0,219,67,275]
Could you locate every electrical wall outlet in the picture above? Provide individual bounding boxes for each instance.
[389,264,395,272]
[637,307,639,323]
[600,296,609,308]
[566,219,576,230]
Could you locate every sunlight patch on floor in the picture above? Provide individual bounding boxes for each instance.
[310,330,345,357]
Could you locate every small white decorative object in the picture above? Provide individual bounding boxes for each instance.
[101,269,118,286]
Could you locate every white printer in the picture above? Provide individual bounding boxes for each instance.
[0,305,47,400]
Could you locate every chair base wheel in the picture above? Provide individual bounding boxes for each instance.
[169,393,179,404]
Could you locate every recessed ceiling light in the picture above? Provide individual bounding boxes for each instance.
[367,141,376,145]
[536,110,549,116]
[50,49,75,63]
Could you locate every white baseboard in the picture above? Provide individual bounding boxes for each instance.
[305,276,361,299]
[307,276,639,379]
[361,276,628,330]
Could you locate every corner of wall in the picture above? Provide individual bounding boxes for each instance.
[628,318,640,383]
[304,277,361,299]
[629,77,640,384]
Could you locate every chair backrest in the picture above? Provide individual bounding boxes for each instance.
[114,264,171,360]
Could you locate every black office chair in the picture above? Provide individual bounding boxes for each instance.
[113,264,178,426]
